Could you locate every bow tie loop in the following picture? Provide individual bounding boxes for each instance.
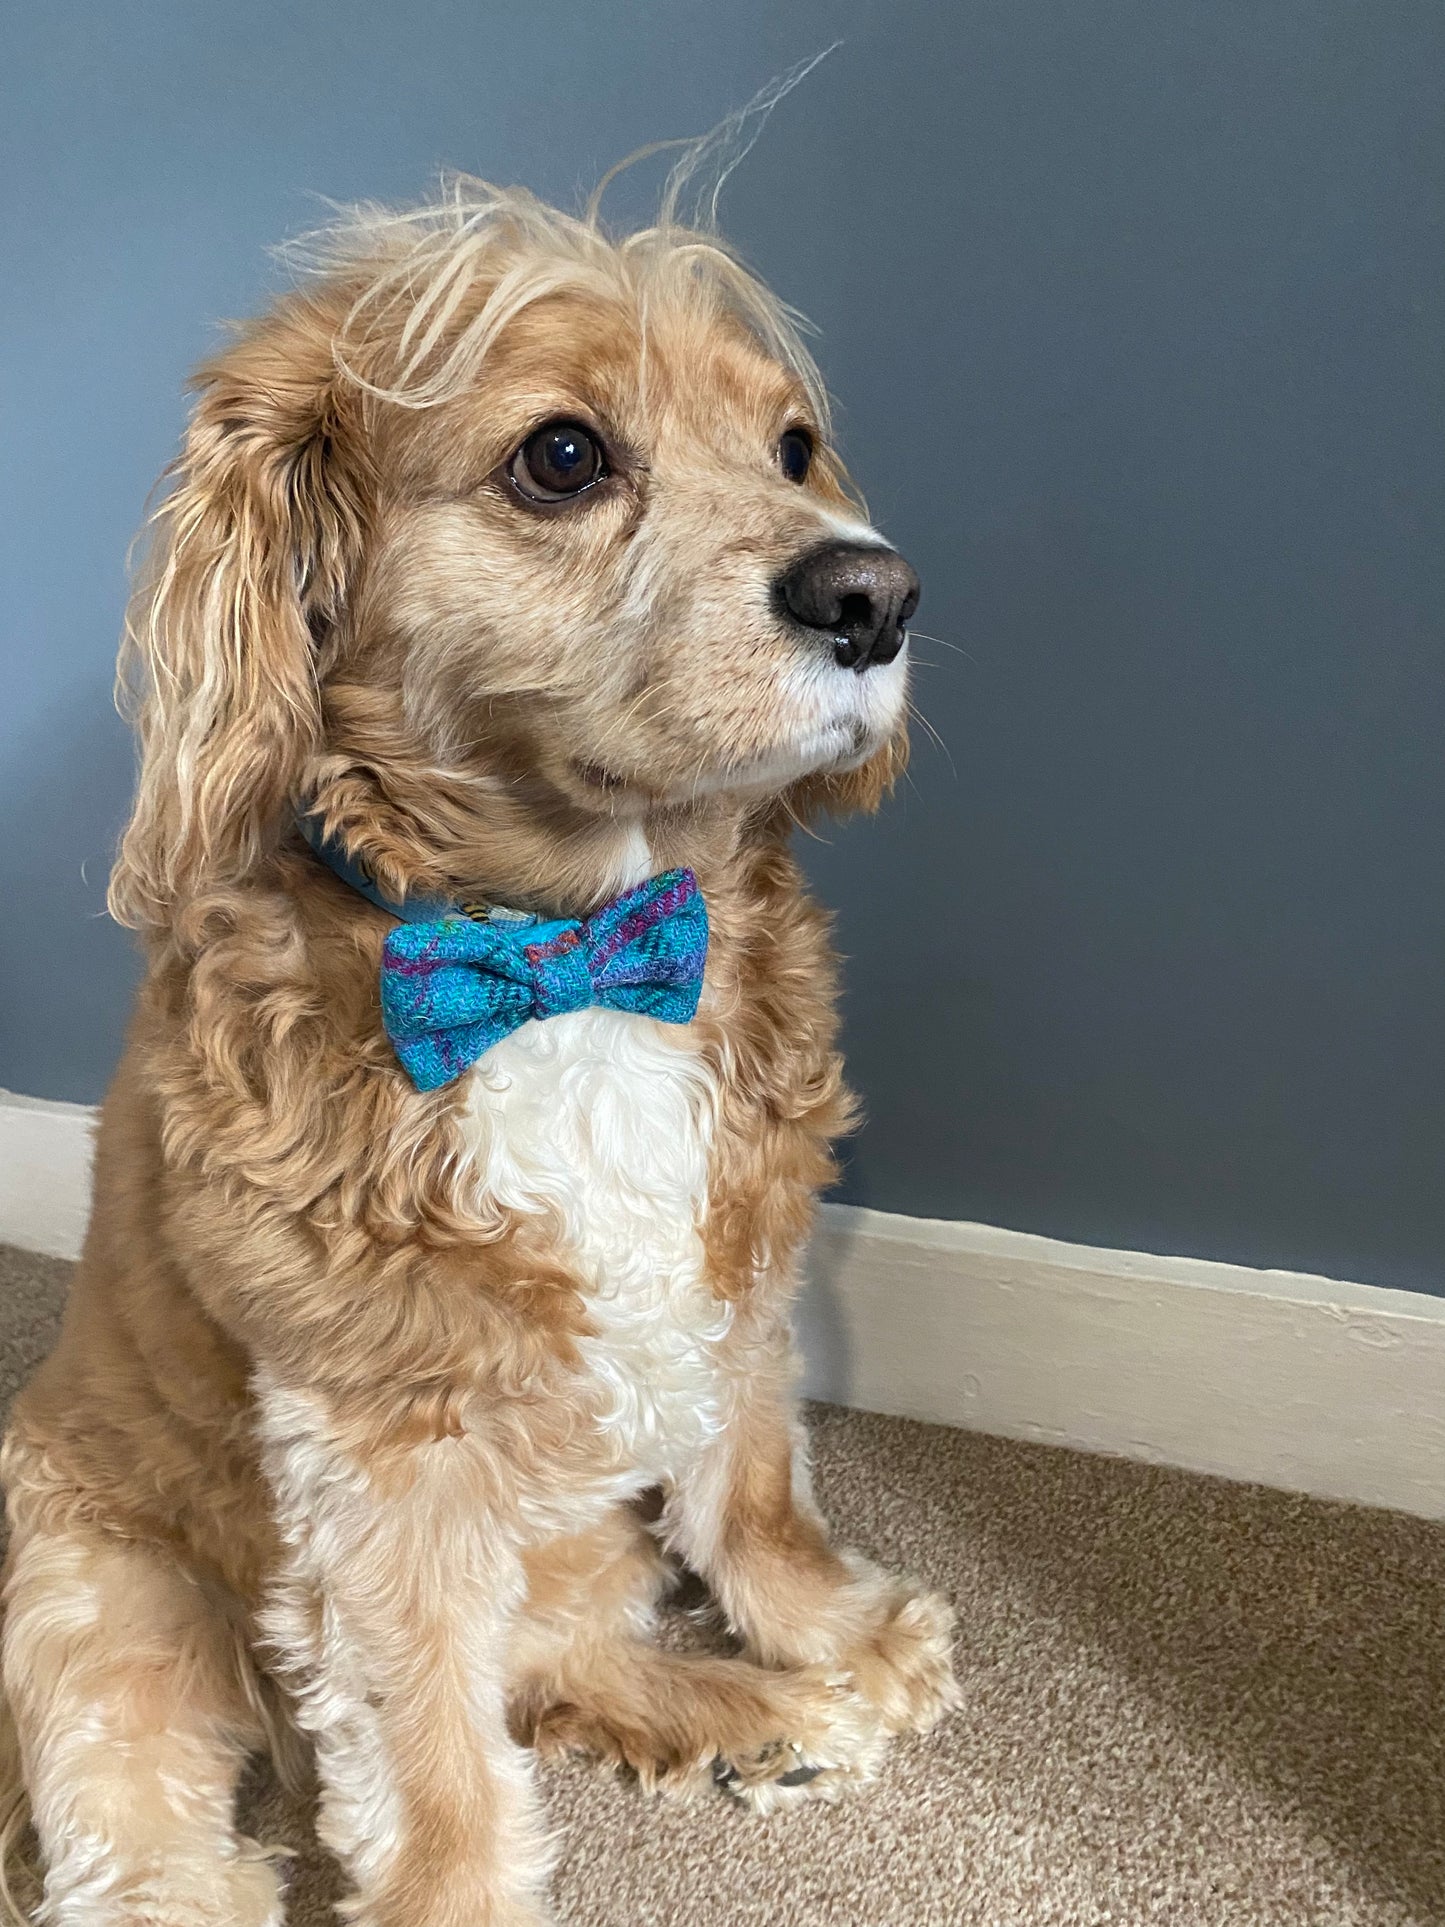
[379,868,707,1090]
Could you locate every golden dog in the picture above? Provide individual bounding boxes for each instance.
[1,171,957,1926]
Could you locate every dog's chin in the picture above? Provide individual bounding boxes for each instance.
[565,722,880,814]
[674,722,878,804]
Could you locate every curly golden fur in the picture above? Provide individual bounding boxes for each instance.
[0,169,957,1927]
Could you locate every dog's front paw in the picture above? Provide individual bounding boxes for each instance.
[711,1668,886,1815]
[840,1583,961,1736]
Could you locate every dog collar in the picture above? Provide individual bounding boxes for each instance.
[297,812,538,927]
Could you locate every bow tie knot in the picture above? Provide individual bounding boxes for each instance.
[527,928,594,1019]
[378,867,708,1091]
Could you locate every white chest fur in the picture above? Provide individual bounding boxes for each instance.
[458,1007,729,1482]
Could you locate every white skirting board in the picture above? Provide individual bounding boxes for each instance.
[796,1204,1445,1519]
[4,1088,1444,1519]
[0,1090,96,1264]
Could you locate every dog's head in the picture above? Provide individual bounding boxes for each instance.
[111,180,917,927]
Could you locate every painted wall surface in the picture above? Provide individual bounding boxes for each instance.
[2,1,1442,1291]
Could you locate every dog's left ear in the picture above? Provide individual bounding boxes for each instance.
[785,730,909,824]
[110,290,374,932]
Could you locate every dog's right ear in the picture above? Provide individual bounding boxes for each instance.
[110,291,373,932]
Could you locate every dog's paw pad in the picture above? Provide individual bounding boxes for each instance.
[711,1698,885,1815]
[712,1748,825,1794]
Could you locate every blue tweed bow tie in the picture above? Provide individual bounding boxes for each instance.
[299,817,708,1092]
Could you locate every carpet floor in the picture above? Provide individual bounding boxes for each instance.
[2,1242,1443,1926]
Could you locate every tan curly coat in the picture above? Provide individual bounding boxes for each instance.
[0,179,957,1927]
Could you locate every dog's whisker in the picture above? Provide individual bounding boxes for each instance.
[905,698,957,779]
[908,629,977,664]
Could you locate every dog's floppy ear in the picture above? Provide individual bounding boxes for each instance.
[110,292,372,931]
[784,729,909,825]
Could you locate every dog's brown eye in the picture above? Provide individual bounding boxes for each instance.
[778,428,814,484]
[509,420,606,503]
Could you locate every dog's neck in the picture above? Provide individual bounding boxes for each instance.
[298,770,761,926]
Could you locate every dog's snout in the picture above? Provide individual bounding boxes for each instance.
[775,542,920,672]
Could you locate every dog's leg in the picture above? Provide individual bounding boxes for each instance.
[1,1519,282,1927]
[665,1353,960,1783]
[518,1633,887,1809]
[257,1378,552,1927]
[507,1508,880,1807]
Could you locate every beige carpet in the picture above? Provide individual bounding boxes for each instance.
[2,1243,1443,1926]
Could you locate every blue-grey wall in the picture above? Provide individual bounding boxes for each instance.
[3,2,1442,1292]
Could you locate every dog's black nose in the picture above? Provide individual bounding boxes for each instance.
[775,542,920,672]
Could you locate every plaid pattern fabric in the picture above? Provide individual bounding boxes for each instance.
[379,868,708,1091]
